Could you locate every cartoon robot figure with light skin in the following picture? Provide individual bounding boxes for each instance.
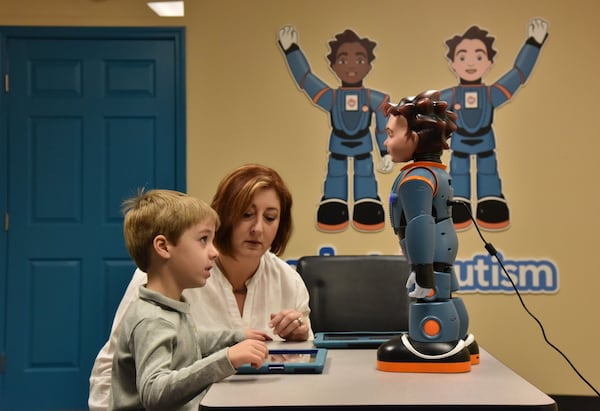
[278,25,393,233]
[441,18,549,231]
[376,90,478,373]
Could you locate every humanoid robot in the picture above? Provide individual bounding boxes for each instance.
[377,90,478,373]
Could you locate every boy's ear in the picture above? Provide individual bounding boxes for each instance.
[153,235,170,258]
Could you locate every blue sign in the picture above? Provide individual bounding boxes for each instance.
[287,246,559,294]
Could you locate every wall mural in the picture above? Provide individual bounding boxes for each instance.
[277,19,558,294]
[278,25,392,233]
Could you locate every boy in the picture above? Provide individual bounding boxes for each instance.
[110,189,269,410]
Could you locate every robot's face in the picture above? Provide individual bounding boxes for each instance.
[450,38,493,82]
[384,115,418,163]
[331,42,371,84]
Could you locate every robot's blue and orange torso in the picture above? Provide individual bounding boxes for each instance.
[378,160,478,373]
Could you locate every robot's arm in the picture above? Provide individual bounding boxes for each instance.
[405,214,436,291]
[398,173,437,291]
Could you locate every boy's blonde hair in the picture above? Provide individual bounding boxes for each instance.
[122,189,219,272]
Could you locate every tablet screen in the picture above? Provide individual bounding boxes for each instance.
[313,331,404,349]
[267,350,317,363]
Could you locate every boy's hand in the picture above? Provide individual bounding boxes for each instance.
[269,310,309,341]
[228,340,269,369]
[244,329,273,341]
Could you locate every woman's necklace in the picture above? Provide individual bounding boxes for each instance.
[217,258,248,295]
[217,257,258,315]
[232,285,247,295]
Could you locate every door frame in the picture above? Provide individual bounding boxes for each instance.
[0,25,186,406]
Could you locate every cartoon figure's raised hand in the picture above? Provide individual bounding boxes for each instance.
[528,18,549,45]
[278,25,298,51]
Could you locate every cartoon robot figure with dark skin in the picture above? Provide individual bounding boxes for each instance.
[441,18,549,231]
[376,90,478,373]
[278,25,393,233]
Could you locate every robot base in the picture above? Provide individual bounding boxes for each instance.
[376,333,471,373]
[465,333,480,365]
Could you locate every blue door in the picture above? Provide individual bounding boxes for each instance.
[0,27,185,410]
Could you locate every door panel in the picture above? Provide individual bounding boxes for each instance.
[1,28,185,410]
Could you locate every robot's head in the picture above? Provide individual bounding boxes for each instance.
[385,90,457,154]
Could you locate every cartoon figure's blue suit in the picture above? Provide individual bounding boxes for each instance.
[283,50,388,201]
[440,19,548,231]
[278,26,391,233]
[376,90,478,373]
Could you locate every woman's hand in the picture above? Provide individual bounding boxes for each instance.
[269,309,309,341]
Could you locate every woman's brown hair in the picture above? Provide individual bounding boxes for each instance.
[211,164,293,256]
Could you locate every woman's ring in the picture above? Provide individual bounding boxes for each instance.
[296,317,304,326]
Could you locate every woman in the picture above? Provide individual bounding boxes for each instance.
[89,164,312,410]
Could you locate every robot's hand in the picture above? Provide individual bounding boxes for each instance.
[406,271,433,298]
[377,154,393,174]
[278,25,298,51]
[528,18,549,45]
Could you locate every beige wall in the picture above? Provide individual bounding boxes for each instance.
[2,0,598,397]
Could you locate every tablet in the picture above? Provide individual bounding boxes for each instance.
[236,348,327,374]
[313,331,403,349]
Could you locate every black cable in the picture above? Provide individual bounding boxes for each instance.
[451,200,600,397]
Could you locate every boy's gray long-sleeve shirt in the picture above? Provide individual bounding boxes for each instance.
[110,286,245,411]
